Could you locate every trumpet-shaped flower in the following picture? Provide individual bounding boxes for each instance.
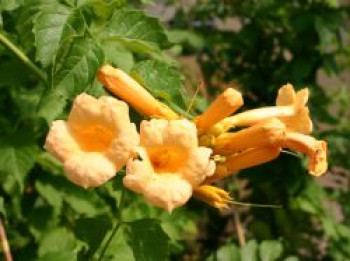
[213,118,286,155]
[123,119,215,212]
[207,146,281,183]
[210,84,312,135]
[98,64,179,120]
[195,88,243,133]
[277,132,327,176]
[45,93,139,188]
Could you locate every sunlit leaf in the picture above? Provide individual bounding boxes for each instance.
[131,60,186,109]
[33,4,85,67]
[38,35,104,121]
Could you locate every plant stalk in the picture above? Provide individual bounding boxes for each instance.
[0,31,46,82]
[0,219,13,261]
[97,188,126,261]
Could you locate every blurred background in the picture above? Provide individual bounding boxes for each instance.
[0,0,349,260]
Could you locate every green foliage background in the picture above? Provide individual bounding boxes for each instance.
[0,0,349,260]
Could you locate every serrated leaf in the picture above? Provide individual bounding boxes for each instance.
[0,130,39,193]
[125,219,169,261]
[16,0,58,51]
[33,4,85,67]
[131,60,186,109]
[259,240,283,261]
[240,240,258,261]
[38,35,104,122]
[100,9,169,57]
[102,42,134,72]
[73,215,112,256]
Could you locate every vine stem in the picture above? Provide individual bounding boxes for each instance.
[232,207,245,247]
[0,31,46,82]
[97,188,126,261]
[0,219,13,261]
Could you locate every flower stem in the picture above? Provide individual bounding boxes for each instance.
[97,188,126,261]
[0,31,46,83]
[0,219,13,261]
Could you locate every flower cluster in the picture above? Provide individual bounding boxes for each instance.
[45,65,327,212]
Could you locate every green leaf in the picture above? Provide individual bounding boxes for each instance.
[167,30,204,51]
[29,206,59,240]
[36,252,77,261]
[259,240,283,261]
[36,179,63,211]
[102,42,134,72]
[38,227,78,257]
[284,257,300,261]
[131,60,186,109]
[16,0,58,51]
[73,215,112,256]
[240,240,258,261]
[0,130,39,193]
[33,4,85,67]
[99,224,134,261]
[206,244,240,261]
[0,197,6,218]
[100,9,169,57]
[0,0,22,12]
[125,219,169,261]
[63,182,108,215]
[38,35,104,122]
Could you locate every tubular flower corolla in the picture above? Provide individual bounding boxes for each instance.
[45,93,139,188]
[210,84,312,135]
[123,119,215,212]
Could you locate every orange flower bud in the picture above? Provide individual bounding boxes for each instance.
[213,118,286,154]
[98,64,179,120]
[195,88,243,133]
[207,146,281,183]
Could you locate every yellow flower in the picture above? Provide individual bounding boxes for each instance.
[98,64,179,120]
[213,118,286,155]
[207,146,281,183]
[195,88,243,133]
[210,84,312,135]
[123,119,215,212]
[45,93,139,188]
[276,132,327,176]
[193,185,232,209]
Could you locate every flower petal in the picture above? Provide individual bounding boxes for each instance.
[140,119,197,149]
[67,93,103,130]
[45,120,81,161]
[181,147,215,186]
[124,172,192,212]
[276,83,296,106]
[64,152,117,188]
